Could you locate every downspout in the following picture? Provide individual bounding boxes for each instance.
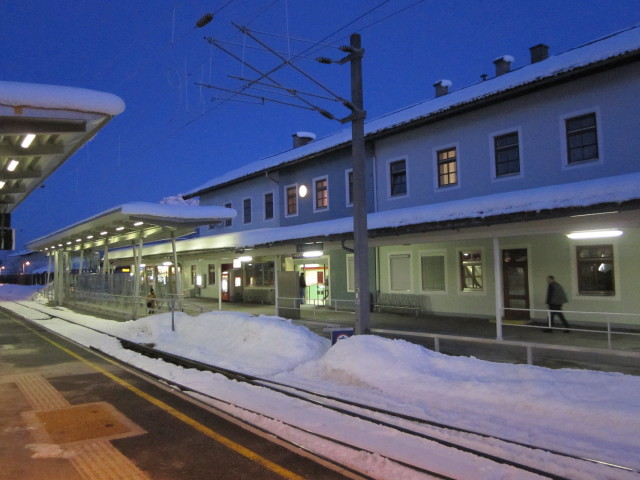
[493,237,504,341]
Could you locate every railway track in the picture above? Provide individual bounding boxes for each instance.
[9,301,640,480]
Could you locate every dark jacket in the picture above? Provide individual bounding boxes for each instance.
[546,281,568,305]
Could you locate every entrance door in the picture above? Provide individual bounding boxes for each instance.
[502,249,530,320]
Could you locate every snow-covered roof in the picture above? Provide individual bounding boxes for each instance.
[0,81,126,213]
[119,172,640,259]
[0,81,125,116]
[185,24,640,198]
[27,202,237,252]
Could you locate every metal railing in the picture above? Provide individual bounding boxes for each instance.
[503,307,640,350]
[66,289,184,320]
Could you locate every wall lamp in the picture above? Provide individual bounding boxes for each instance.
[298,185,308,198]
[566,229,623,239]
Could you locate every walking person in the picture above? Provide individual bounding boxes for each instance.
[146,287,157,314]
[545,276,570,332]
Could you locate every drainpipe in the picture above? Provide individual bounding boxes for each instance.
[274,255,281,315]
[217,259,222,311]
[493,237,503,340]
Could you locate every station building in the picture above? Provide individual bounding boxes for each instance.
[30,25,640,333]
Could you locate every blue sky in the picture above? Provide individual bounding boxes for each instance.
[3,0,639,248]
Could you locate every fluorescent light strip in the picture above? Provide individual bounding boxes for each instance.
[7,159,19,172]
[21,134,36,149]
[566,229,623,239]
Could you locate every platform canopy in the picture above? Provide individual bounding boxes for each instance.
[0,81,125,214]
[26,202,236,253]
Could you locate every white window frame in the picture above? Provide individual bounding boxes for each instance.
[457,247,486,295]
[386,157,409,199]
[242,196,252,225]
[345,168,353,207]
[312,175,329,212]
[263,191,275,221]
[432,142,461,192]
[419,250,447,293]
[569,240,620,301]
[490,127,524,181]
[560,107,603,169]
[284,183,299,218]
[388,252,412,293]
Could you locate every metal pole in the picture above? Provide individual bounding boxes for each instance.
[171,231,182,309]
[350,33,370,335]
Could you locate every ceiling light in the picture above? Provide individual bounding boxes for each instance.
[237,256,253,262]
[7,159,19,171]
[76,238,82,242]
[566,229,623,239]
[0,181,5,189]
[21,134,36,148]
[66,241,72,245]
[115,226,125,231]
[133,221,144,226]
[162,261,173,266]
[86,235,94,240]
[302,250,323,258]
[100,231,108,235]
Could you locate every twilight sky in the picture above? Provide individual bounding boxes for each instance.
[3,0,639,249]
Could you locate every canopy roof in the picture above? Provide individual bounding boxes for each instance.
[0,81,125,214]
[27,202,236,252]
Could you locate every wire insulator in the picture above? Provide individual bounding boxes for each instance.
[196,13,214,28]
[316,57,333,64]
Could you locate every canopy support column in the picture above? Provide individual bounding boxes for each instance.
[170,232,182,309]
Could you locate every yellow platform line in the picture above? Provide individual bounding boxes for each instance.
[11,316,306,480]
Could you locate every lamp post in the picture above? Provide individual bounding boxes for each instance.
[22,261,30,275]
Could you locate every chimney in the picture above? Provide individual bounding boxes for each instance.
[433,79,452,98]
[493,55,514,76]
[529,44,549,63]
[292,131,316,148]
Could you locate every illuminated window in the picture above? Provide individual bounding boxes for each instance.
[286,185,297,216]
[314,177,328,211]
[437,147,458,187]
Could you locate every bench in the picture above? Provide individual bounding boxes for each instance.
[373,293,428,317]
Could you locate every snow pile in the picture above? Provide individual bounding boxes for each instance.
[102,312,330,375]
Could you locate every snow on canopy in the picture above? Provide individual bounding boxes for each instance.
[185,24,640,197]
[0,80,125,116]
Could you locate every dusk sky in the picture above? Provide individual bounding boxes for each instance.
[3,0,639,249]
